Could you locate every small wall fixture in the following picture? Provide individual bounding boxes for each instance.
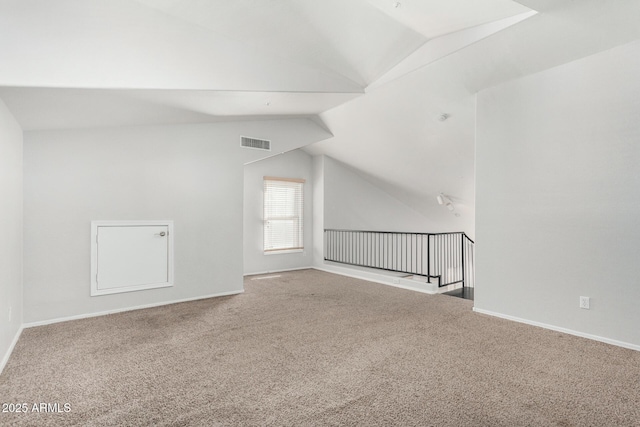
[437,193,455,212]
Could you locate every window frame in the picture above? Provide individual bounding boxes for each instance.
[263,176,305,255]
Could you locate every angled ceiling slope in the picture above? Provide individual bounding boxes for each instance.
[0,0,360,93]
[304,0,640,237]
[0,0,534,131]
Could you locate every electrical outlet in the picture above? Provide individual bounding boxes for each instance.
[8,306,12,322]
[579,296,590,310]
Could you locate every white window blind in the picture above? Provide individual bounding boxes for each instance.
[263,177,305,253]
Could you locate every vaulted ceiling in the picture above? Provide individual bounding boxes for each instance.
[0,0,532,128]
[1,0,639,235]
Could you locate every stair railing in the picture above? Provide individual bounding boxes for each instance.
[324,229,474,288]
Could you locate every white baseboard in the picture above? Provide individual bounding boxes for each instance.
[23,290,244,329]
[312,266,438,295]
[473,307,640,352]
[244,266,313,277]
[0,325,24,376]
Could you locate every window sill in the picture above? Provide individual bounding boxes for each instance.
[264,249,304,256]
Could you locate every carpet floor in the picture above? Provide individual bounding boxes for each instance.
[1,269,639,426]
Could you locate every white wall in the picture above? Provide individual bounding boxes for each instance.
[323,156,439,232]
[313,154,441,271]
[312,156,325,267]
[243,150,314,275]
[475,40,640,348]
[312,155,441,293]
[23,123,249,324]
[23,118,332,324]
[0,97,23,371]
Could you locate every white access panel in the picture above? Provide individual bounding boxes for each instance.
[91,220,174,296]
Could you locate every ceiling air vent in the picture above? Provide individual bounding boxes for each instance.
[241,136,271,151]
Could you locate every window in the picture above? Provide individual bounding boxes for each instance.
[263,176,305,253]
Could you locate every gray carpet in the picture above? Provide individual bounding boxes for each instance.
[1,269,639,426]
